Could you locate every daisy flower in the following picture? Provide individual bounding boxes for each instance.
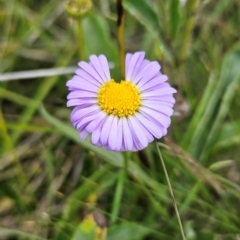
[66,52,176,152]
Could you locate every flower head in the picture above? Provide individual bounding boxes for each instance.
[66,52,176,152]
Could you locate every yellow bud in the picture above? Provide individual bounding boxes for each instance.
[66,0,92,18]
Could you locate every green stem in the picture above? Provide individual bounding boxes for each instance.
[116,0,125,79]
[155,141,186,240]
[77,17,85,60]
[110,152,129,224]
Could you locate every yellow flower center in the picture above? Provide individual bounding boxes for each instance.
[97,79,141,117]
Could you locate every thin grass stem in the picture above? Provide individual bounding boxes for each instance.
[155,141,186,240]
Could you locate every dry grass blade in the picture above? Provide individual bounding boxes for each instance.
[161,137,223,194]
[0,67,77,81]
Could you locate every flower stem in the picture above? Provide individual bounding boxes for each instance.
[155,141,186,240]
[116,0,125,79]
[110,152,129,224]
[77,17,85,60]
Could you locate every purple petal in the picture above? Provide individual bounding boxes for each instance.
[136,65,161,88]
[108,116,118,151]
[122,117,133,151]
[142,99,174,108]
[91,138,102,147]
[139,75,168,92]
[68,87,79,91]
[135,113,164,139]
[75,69,101,87]
[67,98,96,107]
[91,121,104,146]
[80,130,88,140]
[132,62,160,85]
[141,87,177,98]
[140,59,150,69]
[70,105,100,123]
[126,52,145,80]
[66,78,99,92]
[142,95,176,103]
[125,53,133,75]
[132,116,154,142]
[76,111,100,131]
[100,115,114,146]
[131,53,147,80]
[141,82,172,93]
[116,118,123,152]
[157,96,176,103]
[67,90,96,100]
[89,55,109,83]
[142,104,174,116]
[86,111,107,132]
[67,98,97,107]
[98,55,111,80]
[79,61,105,84]
[140,106,170,128]
[128,116,148,150]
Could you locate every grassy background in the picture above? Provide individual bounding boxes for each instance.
[1,0,240,239]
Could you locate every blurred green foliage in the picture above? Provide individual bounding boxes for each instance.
[0,0,240,239]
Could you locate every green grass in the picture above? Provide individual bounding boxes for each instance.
[0,0,240,239]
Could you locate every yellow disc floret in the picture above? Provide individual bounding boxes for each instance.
[97,79,141,117]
